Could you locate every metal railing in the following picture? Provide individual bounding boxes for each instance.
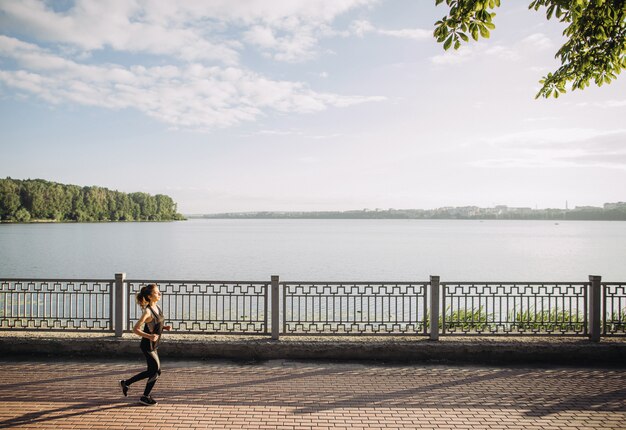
[281,282,428,335]
[604,282,626,336]
[0,279,113,331]
[1,274,624,341]
[126,279,269,334]
[441,282,588,336]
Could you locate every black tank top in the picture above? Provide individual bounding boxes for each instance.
[141,305,164,351]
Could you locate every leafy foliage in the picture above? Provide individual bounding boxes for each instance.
[511,309,585,332]
[0,177,185,222]
[606,308,626,334]
[434,306,589,333]
[444,306,492,331]
[434,0,626,97]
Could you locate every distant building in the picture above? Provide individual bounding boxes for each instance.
[494,205,508,215]
[510,207,533,214]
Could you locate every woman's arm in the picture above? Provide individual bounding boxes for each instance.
[133,308,159,341]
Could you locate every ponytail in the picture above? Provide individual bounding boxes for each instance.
[136,283,157,308]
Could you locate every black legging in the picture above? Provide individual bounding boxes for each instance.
[125,341,161,396]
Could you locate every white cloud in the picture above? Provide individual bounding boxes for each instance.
[471,157,572,169]
[244,26,278,49]
[430,45,476,65]
[575,100,626,108]
[0,0,379,64]
[247,129,344,140]
[0,36,385,130]
[0,0,391,129]
[473,153,626,169]
[431,43,519,65]
[0,0,241,64]
[351,20,376,38]
[520,33,554,51]
[484,45,520,61]
[484,128,626,147]
[350,20,430,41]
[472,128,626,169]
[255,129,304,136]
[377,28,431,41]
[244,24,320,63]
[601,100,626,108]
[431,32,554,66]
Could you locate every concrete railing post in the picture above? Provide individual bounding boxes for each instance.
[114,273,127,337]
[271,275,280,340]
[589,275,602,342]
[430,275,440,341]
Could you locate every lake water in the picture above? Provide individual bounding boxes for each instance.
[1,219,625,281]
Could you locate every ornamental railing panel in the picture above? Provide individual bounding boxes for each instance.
[281,282,428,335]
[441,282,588,336]
[0,279,113,331]
[126,280,269,334]
[603,283,626,336]
[1,274,623,339]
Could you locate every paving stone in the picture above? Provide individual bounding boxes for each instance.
[0,359,624,429]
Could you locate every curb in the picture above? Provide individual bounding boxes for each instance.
[1,336,625,365]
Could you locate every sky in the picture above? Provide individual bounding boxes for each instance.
[0,0,625,214]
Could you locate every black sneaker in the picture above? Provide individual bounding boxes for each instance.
[119,380,128,397]
[139,395,157,406]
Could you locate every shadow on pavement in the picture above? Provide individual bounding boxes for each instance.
[1,360,625,421]
[0,401,137,429]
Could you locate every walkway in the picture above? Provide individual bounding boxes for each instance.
[0,359,624,429]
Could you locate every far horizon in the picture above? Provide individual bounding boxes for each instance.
[2,175,623,215]
[189,202,625,216]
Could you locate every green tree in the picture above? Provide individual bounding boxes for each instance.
[48,183,71,220]
[0,178,21,220]
[130,192,159,220]
[84,186,108,221]
[21,180,47,219]
[155,194,176,220]
[0,177,184,222]
[70,186,87,221]
[114,192,134,221]
[434,0,626,97]
[14,207,31,222]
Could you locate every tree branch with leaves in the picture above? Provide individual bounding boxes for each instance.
[434,0,626,98]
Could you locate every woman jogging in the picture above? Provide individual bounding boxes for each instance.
[119,283,171,406]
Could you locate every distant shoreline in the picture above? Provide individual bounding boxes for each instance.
[186,216,626,221]
[187,204,626,221]
[0,219,186,224]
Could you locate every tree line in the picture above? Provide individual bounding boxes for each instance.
[0,178,185,222]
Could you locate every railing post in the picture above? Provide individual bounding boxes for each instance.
[115,273,127,337]
[589,275,602,342]
[430,275,440,341]
[271,275,280,340]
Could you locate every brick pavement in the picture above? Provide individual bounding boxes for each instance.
[0,358,624,429]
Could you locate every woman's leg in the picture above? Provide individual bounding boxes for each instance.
[142,349,161,396]
[124,347,156,386]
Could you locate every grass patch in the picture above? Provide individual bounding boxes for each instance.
[510,309,585,332]
[605,308,626,334]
